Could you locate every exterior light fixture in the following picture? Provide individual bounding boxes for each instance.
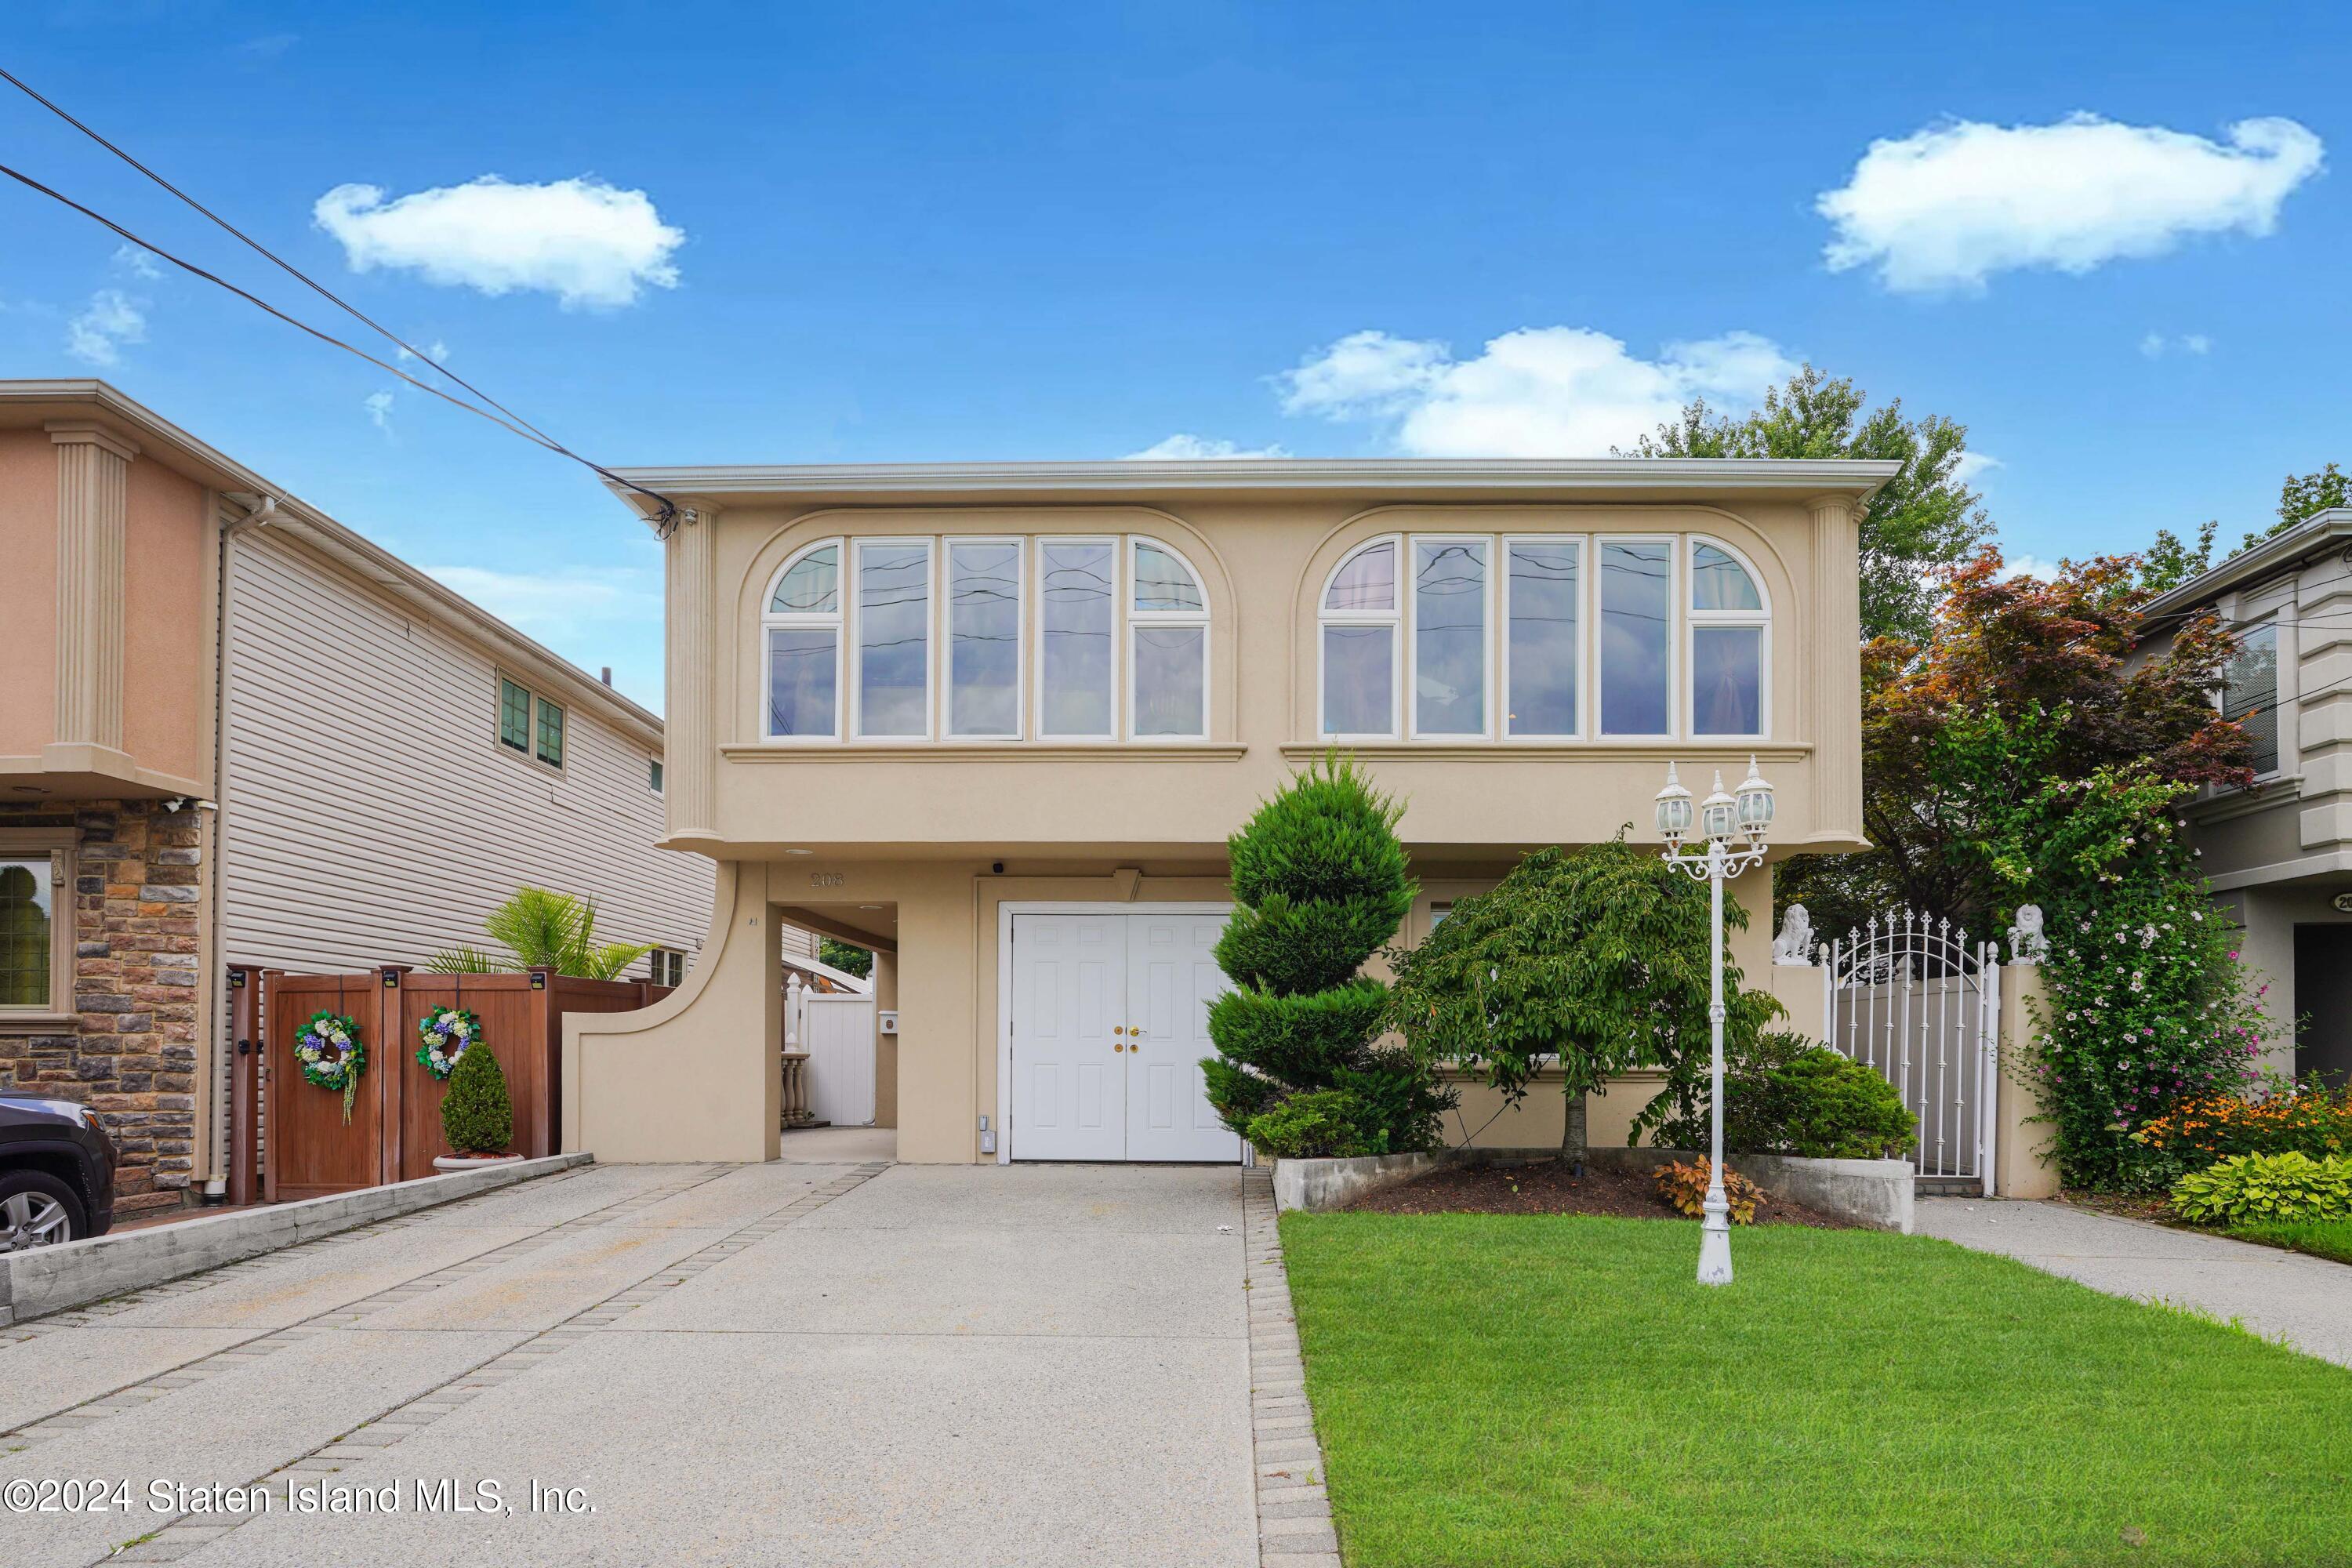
[1653,762,1694,848]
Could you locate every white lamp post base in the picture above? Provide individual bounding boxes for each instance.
[1697,1199,1734,1286]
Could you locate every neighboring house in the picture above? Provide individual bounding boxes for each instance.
[2140,506,2352,1087]
[566,457,1889,1165]
[0,381,715,1213]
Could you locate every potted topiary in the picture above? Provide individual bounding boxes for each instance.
[431,1040,520,1170]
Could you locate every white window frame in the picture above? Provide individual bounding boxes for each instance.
[1406,533,1495,740]
[1318,534,1405,741]
[849,537,937,742]
[1035,535,1122,743]
[1686,535,1771,741]
[1126,536,1212,742]
[1500,533,1588,744]
[760,536,848,745]
[1592,533,1679,741]
[0,829,75,1025]
[946,536,1026,742]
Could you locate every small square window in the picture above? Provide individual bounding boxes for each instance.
[499,678,532,752]
[535,700,566,768]
[648,949,686,987]
[649,758,664,794]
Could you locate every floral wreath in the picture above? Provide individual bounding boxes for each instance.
[294,1009,366,1123]
[416,1005,481,1081]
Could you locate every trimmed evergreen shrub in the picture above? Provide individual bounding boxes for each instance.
[1655,1033,1916,1160]
[1203,755,1447,1156]
[441,1043,514,1156]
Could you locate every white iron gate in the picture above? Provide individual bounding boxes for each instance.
[1820,911,1999,1193]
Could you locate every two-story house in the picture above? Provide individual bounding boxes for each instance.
[0,381,722,1214]
[564,458,1891,1165]
[2139,506,2352,1089]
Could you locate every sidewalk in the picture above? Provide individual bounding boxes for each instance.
[1916,1197,2352,1367]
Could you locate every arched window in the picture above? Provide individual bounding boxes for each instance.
[1688,538,1768,737]
[763,539,843,740]
[1319,538,1401,737]
[1129,539,1210,738]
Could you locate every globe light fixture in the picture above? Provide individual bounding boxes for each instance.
[1653,757,1774,1287]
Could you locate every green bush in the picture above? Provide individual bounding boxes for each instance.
[1245,1090,1385,1160]
[441,1043,514,1156]
[819,936,873,979]
[1203,755,1446,1157]
[2170,1151,2352,1225]
[1656,1034,1915,1160]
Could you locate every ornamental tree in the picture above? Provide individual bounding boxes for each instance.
[1202,756,1449,1156]
[1385,837,1780,1171]
[441,1040,514,1156]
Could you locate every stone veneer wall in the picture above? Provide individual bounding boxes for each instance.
[0,800,201,1213]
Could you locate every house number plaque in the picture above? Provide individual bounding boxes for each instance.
[810,872,847,888]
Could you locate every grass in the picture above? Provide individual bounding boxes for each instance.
[1280,1211,2352,1568]
[2223,1215,2352,1265]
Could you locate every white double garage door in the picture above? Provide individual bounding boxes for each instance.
[1001,906,1243,1163]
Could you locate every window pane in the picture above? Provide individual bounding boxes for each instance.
[1692,543,1762,611]
[1507,539,1578,736]
[1040,539,1114,735]
[0,857,52,1008]
[1323,623,1394,735]
[768,627,838,736]
[2224,623,2280,774]
[772,545,839,614]
[649,758,663,793]
[1133,543,1203,613]
[1691,626,1762,736]
[1133,625,1205,736]
[1326,541,1397,611]
[499,678,530,751]
[858,543,931,736]
[535,700,565,766]
[949,541,1021,736]
[1414,540,1486,734]
[1601,542,1671,735]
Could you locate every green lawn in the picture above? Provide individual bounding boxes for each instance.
[1281,1212,2352,1568]
[2223,1216,2352,1266]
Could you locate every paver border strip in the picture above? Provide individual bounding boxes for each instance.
[1243,1164,1341,1568]
[91,1160,892,1566]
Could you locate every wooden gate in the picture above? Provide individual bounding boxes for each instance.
[255,966,671,1200]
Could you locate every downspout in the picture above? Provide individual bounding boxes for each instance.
[199,494,274,1202]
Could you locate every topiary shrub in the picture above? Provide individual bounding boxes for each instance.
[2169,1151,2352,1225]
[1203,754,1448,1157]
[441,1042,514,1156]
[1654,1033,1916,1160]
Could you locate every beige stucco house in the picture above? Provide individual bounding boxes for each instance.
[568,457,1892,1165]
[0,382,720,1213]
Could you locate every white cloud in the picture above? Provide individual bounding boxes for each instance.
[1819,114,2324,292]
[65,289,146,365]
[423,562,662,642]
[395,338,452,365]
[363,390,395,432]
[1951,452,2002,485]
[111,244,160,280]
[1122,434,1291,460]
[314,176,684,309]
[2141,331,2213,358]
[1276,326,1795,456]
[2005,554,2064,582]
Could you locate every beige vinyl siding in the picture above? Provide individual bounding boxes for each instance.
[219,527,713,975]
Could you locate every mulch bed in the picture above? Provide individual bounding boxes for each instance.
[1341,1157,1853,1227]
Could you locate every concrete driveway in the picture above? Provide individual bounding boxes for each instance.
[0,1154,1296,1567]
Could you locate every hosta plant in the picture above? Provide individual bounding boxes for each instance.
[1654,1158,1763,1225]
[2169,1151,2352,1225]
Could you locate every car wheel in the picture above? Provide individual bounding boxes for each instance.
[0,1171,86,1252]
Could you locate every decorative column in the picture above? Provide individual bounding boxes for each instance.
[1807,493,1864,842]
[49,423,139,760]
[662,503,719,840]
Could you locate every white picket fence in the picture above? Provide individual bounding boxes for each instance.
[786,975,878,1127]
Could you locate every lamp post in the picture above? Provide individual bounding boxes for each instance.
[1654,756,1775,1286]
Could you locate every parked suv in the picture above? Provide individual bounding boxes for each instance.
[0,1094,117,1251]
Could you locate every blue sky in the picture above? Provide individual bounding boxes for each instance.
[5,2,2348,709]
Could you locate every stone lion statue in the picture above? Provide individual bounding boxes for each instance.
[2008,903,2049,963]
[1771,903,1813,965]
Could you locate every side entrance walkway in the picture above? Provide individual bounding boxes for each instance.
[0,1159,1322,1567]
[1916,1197,2352,1367]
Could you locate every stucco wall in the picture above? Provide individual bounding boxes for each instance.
[118,452,209,788]
[0,429,59,757]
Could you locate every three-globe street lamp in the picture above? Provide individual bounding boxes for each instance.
[1653,756,1776,1286]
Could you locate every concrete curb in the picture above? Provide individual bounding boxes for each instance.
[1245,1164,1342,1567]
[0,1152,593,1327]
[1582,1145,1916,1233]
[1269,1150,1443,1214]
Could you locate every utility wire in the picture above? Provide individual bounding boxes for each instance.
[0,71,677,529]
